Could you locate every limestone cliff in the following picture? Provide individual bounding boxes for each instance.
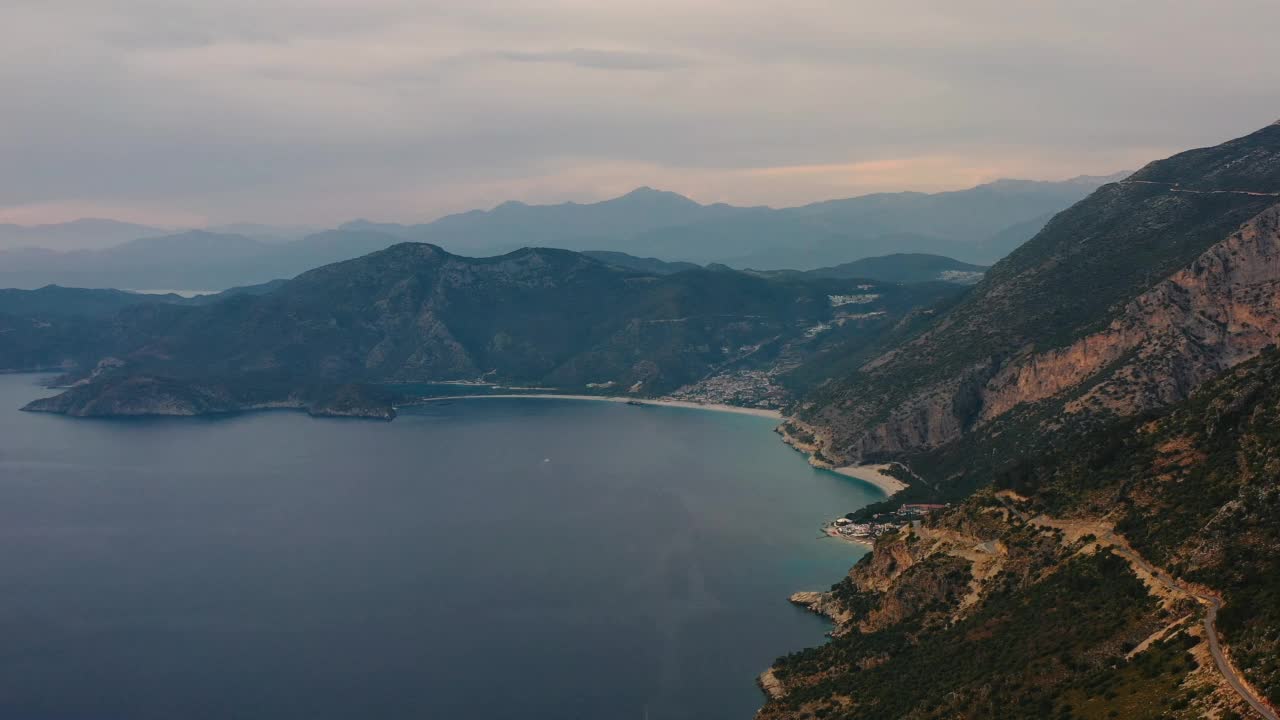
[798,122,1280,475]
[812,200,1280,468]
[982,205,1280,421]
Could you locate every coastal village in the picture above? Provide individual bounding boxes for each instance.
[665,368,788,409]
[825,503,947,543]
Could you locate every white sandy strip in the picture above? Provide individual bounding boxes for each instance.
[832,463,908,497]
[408,394,783,419]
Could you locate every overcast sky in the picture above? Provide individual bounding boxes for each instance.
[3,0,1279,226]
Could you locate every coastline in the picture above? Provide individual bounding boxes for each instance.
[406,393,783,419]
[775,420,911,499]
[824,528,873,549]
[822,522,874,548]
[20,384,781,422]
[830,463,908,497]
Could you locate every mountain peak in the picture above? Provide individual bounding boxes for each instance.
[613,186,698,205]
[979,174,1127,192]
[1127,119,1280,191]
[1063,171,1132,185]
[623,186,662,196]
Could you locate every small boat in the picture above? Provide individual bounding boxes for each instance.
[626,400,647,407]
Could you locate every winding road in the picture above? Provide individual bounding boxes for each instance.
[1105,531,1277,720]
[996,496,1278,719]
[1120,179,1280,198]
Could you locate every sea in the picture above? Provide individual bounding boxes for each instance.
[0,374,880,720]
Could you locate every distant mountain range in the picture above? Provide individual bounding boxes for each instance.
[0,229,400,290]
[586,251,989,285]
[0,175,1122,290]
[0,219,318,252]
[0,219,171,252]
[578,251,704,275]
[342,175,1128,268]
[0,281,284,318]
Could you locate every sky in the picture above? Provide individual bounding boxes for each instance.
[3,0,1280,226]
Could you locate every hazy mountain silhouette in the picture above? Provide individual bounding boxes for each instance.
[351,175,1126,269]
[0,219,169,252]
[0,229,404,290]
[0,176,1124,290]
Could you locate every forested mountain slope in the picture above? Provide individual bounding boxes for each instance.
[13,244,958,417]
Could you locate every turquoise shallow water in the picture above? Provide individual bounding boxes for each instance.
[0,375,878,720]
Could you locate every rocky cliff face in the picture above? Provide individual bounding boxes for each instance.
[983,203,1280,421]
[799,123,1280,473]
[832,200,1280,465]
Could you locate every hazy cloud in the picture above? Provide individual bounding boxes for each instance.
[499,48,694,71]
[1,0,1278,225]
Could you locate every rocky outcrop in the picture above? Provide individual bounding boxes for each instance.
[797,123,1280,470]
[848,379,978,457]
[787,522,993,641]
[756,668,786,700]
[788,591,855,631]
[981,204,1280,421]
[850,535,919,593]
[805,200,1280,466]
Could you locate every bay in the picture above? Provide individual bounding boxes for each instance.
[0,374,878,720]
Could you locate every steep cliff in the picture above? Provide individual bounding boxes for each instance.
[981,205,1280,421]
[798,123,1280,483]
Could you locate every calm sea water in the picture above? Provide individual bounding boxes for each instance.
[0,374,878,720]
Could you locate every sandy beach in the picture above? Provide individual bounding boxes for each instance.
[831,463,908,496]
[406,393,783,419]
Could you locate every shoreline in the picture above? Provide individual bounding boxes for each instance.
[823,524,874,548]
[830,463,908,497]
[405,393,783,419]
[775,421,912,499]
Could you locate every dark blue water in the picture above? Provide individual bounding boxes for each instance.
[0,374,877,720]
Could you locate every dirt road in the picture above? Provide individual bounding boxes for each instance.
[995,496,1278,719]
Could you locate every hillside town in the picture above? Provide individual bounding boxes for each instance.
[665,368,790,409]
